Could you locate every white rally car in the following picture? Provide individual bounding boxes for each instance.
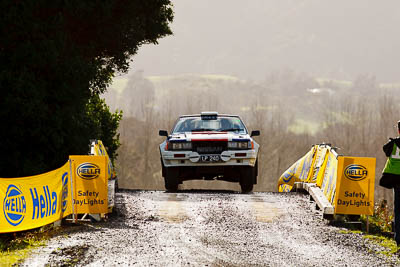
[159,112,260,192]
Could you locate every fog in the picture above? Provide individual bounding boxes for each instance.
[103,1,400,201]
[131,0,400,81]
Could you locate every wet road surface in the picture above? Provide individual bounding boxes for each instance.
[23,190,399,266]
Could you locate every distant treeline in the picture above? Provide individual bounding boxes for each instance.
[106,70,400,202]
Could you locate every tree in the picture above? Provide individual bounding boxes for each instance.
[0,0,173,177]
[121,70,155,118]
[86,95,122,164]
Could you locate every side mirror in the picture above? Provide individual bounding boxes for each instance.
[251,130,260,137]
[159,130,168,137]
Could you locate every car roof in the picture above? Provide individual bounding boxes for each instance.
[179,114,240,118]
[172,113,248,133]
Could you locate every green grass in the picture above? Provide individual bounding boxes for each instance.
[360,200,393,234]
[338,229,362,234]
[315,78,353,88]
[111,74,400,96]
[363,234,398,257]
[147,73,240,82]
[338,200,399,258]
[338,227,398,258]
[199,74,240,81]
[288,119,320,135]
[379,83,400,89]
[0,229,52,266]
[316,77,400,90]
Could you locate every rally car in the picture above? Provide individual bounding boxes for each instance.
[159,112,260,192]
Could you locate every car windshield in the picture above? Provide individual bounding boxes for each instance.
[173,116,247,134]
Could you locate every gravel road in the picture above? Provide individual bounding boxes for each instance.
[22,190,400,266]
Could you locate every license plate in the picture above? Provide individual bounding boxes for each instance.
[200,155,221,162]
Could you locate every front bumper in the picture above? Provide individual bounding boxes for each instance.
[161,149,258,167]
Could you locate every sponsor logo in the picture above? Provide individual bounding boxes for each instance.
[3,185,26,226]
[61,172,68,212]
[344,164,368,181]
[30,186,58,219]
[282,172,294,183]
[77,163,100,180]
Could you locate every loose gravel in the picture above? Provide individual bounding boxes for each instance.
[22,190,400,266]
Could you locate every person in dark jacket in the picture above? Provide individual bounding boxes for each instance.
[380,120,400,245]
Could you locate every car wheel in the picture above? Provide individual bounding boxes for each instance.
[161,158,166,178]
[240,165,256,193]
[254,159,258,184]
[114,178,119,192]
[240,180,254,193]
[164,167,179,192]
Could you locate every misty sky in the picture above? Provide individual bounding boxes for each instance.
[130,0,400,82]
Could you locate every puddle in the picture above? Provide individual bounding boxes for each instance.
[250,196,284,223]
[158,194,189,223]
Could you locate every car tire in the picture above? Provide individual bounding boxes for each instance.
[254,159,258,184]
[115,178,119,192]
[161,158,166,178]
[164,167,179,192]
[240,165,256,193]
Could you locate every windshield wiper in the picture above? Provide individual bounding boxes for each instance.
[219,128,242,132]
[191,128,215,132]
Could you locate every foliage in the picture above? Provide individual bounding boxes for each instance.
[338,202,398,258]
[338,230,362,234]
[360,199,394,235]
[363,235,398,257]
[0,0,173,177]
[86,95,122,164]
[344,200,399,258]
[340,230,399,258]
[0,230,50,266]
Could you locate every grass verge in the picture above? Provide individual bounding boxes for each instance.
[363,234,398,257]
[338,229,398,257]
[0,226,54,266]
[338,200,398,258]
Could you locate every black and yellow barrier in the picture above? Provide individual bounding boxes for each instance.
[0,140,114,233]
[89,139,117,212]
[1,162,72,233]
[278,144,376,216]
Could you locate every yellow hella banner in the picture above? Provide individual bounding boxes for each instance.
[70,155,108,214]
[308,146,328,183]
[320,151,338,204]
[92,140,115,180]
[0,163,72,233]
[277,149,314,192]
[334,157,376,215]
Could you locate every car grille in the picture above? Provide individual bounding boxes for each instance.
[192,141,227,154]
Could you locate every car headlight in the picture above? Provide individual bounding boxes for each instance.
[228,141,251,149]
[170,142,192,150]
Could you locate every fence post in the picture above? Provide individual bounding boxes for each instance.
[69,159,76,222]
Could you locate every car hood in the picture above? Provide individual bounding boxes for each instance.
[169,132,251,142]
